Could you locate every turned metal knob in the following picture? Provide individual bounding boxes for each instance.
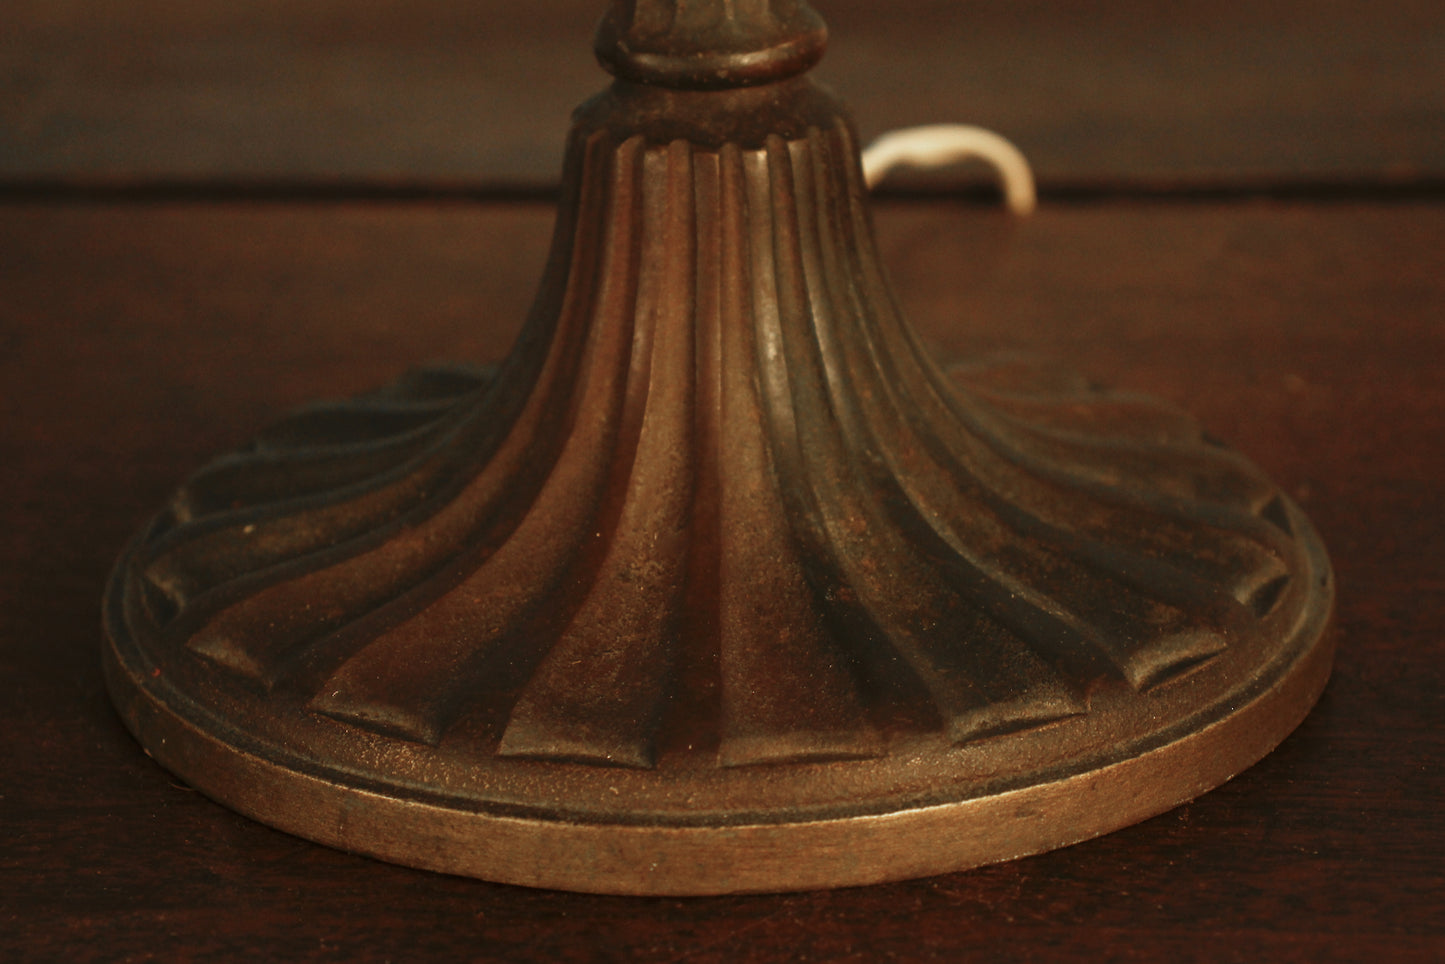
[595,0,827,88]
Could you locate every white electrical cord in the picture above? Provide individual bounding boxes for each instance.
[861,124,1037,216]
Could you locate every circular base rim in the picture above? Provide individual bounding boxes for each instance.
[102,515,1334,896]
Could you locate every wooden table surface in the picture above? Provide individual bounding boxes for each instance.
[2,2,1442,961]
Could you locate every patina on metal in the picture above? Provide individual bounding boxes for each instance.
[103,0,1334,895]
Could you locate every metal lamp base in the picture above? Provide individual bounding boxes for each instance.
[103,1,1334,895]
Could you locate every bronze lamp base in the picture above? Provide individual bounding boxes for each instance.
[103,1,1333,895]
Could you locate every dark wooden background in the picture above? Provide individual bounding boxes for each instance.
[2,2,1442,960]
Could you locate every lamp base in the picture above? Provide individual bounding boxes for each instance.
[103,14,1333,893]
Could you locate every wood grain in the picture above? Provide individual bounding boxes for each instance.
[2,200,1440,960]
[4,0,1443,188]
